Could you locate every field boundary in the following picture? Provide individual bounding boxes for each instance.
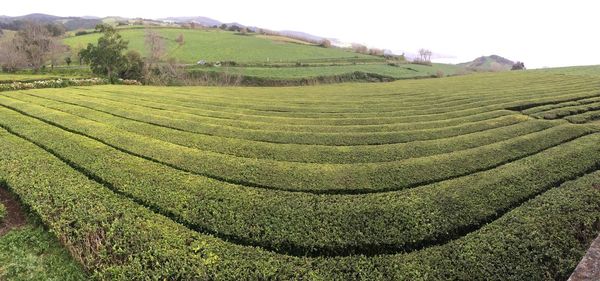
[569,234,600,280]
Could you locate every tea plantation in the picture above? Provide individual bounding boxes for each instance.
[0,71,599,280]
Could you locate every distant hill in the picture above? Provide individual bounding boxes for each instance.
[459,55,514,72]
[0,13,101,31]
[158,16,222,27]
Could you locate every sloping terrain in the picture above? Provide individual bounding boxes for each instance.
[0,71,598,279]
[63,28,380,64]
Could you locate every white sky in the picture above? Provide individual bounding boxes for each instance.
[3,0,599,68]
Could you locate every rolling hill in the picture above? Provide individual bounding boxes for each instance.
[459,55,514,71]
[63,27,381,64]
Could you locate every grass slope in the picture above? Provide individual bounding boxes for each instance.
[63,28,380,64]
[0,226,87,281]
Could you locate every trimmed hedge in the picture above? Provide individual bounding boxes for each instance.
[0,126,598,279]
[5,92,557,163]
[532,101,600,120]
[22,91,519,133]
[1,94,530,145]
[0,101,592,194]
[1,105,599,256]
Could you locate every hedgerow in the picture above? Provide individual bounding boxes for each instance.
[3,91,558,163]
[0,126,598,280]
[1,105,599,256]
[1,100,591,194]
[0,71,599,280]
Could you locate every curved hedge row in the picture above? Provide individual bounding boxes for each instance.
[85,74,598,114]
[1,101,591,194]
[65,85,600,119]
[0,126,598,279]
[22,91,518,133]
[1,105,599,256]
[4,92,557,163]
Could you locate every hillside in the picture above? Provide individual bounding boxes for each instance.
[63,27,381,64]
[0,13,101,30]
[459,55,514,71]
[0,71,598,279]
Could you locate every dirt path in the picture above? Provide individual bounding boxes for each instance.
[0,187,27,236]
[568,234,600,281]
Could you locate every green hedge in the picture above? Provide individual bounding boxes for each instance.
[1,95,529,145]
[0,126,598,279]
[21,90,518,133]
[1,105,599,256]
[4,92,558,163]
[0,101,592,194]
[532,101,600,120]
[523,95,600,114]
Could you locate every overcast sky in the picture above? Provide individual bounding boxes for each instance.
[3,0,599,68]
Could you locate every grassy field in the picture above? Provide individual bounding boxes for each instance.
[535,65,600,76]
[0,71,598,279]
[62,27,463,82]
[63,28,381,64]
[0,226,87,280]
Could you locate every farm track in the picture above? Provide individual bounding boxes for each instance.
[0,71,599,279]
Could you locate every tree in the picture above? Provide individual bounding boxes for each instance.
[351,43,368,54]
[48,43,67,69]
[320,39,332,48]
[418,48,432,63]
[511,61,526,70]
[13,22,62,71]
[79,24,129,82]
[65,56,72,66]
[120,50,144,81]
[175,34,185,46]
[45,23,66,37]
[145,29,165,66]
[0,41,27,72]
[219,24,227,30]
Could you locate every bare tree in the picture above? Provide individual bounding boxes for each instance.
[320,39,332,48]
[13,22,63,71]
[351,43,368,54]
[0,41,27,72]
[418,48,432,62]
[144,29,165,67]
[49,44,68,70]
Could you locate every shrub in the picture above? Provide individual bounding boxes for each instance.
[0,78,109,92]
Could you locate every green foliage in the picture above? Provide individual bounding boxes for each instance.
[65,28,380,64]
[0,71,599,279]
[0,226,87,281]
[79,24,129,82]
[120,50,144,81]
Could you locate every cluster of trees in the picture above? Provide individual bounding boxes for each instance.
[511,61,526,70]
[414,48,433,65]
[0,22,68,72]
[79,24,187,85]
[350,43,386,57]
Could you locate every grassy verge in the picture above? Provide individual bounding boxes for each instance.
[0,226,87,281]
